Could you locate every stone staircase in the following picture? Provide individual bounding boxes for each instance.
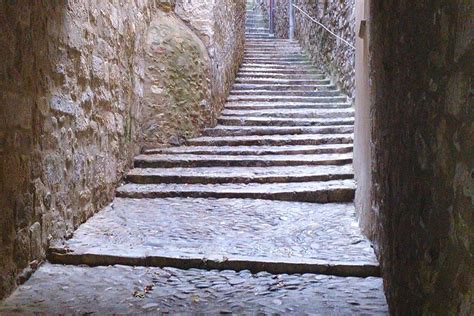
[0,4,388,314]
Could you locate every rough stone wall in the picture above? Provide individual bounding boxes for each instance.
[255,0,270,28]
[294,0,355,98]
[261,0,355,98]
[0,0,244,300]
[274,0,290,38]
[0,0,156,299]
[370,0,473,314]
[175,0,246,127]
[141,10,213,148]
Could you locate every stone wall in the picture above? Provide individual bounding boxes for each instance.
[370,0,473,314]
[260,0,355,98]
[141,10,213,148]
[175,0,246,129]
[0,0,244,300]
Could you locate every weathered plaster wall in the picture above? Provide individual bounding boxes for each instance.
[370,0,473,314]
[0,0,244,300]
[354,0,374,240]
[260,0,355,98]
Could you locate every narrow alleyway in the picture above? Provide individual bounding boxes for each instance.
[0,4,388,314]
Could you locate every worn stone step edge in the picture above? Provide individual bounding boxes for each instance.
[229,91,343,97]
[224,103,351,110]
[115,181,355,203]
[235,79,331,85]
[126,167,354,185]
[232,84,335,91]
[47,251,380,278]
[186,135,353,147]
[218,116,354,126]
[203,125,354,136]
[134,154,353,168]
[116,180,355,203]
[143,144,354,156]
[221,109,354,119]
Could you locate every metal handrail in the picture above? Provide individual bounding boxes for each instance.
[292,3,355,50]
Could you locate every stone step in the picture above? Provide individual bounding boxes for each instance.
[143,144,354,156]
[235,75,326,82]
[0,264,387,314]
[116,180,356,203]
[218,116,354,127]
[241,61,308,65]
[203,125,354,137]
[246,27,268,31]
[245,34,273,38]
[245,28,268,32]
[240,59,315,64]
[235,78,331,85]
[243,57,310,63]
[229,90,343,97]
[240,60,313,66]
[126,165,354,184]
[221,108,354,118]
[239,68,319,75]
[245,32,271,36]
[243,52,306,57]
[232,83,335,91]
[245,42,300,46]
[224,102,351,111]
[245,39,299,43]
[186,134,353,147]
[240,60,314,66]
[133,153,353,168]
[245,24,267,29]
[244,45,301,50]
[244,51,305,56]
[48,198,378,276]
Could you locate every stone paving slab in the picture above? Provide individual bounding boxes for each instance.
[222,108,354,118]
[134,153,353,168]
[126,165,353,184]
[116,180,355,203]
[187,134,353,146]
[144,144,354,156]
[218,116,354,126]
[0,264,388,315]
[49,198,377,270]
[203,125,354,137]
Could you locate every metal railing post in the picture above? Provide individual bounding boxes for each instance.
[289,0,295,39]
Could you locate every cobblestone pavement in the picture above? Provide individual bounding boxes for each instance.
[50,198,377,265]
[0,4,389,313]
[0,264,388,315]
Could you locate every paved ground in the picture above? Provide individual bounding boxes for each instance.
[49,198,377,268]
[0,264,388,315]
